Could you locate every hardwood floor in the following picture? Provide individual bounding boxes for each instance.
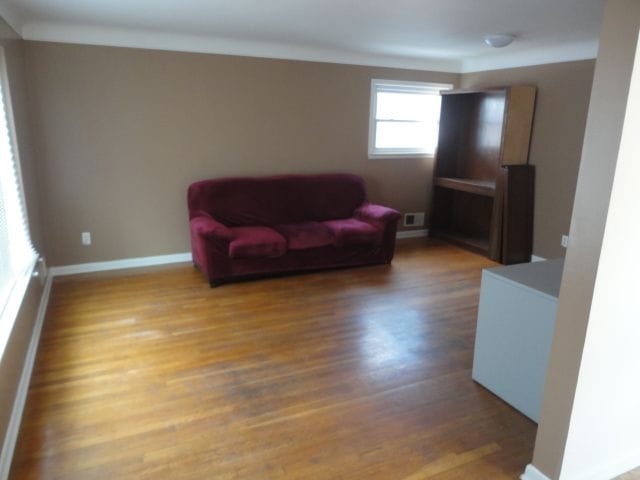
[10,239,536,479]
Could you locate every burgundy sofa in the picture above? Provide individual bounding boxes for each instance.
[188,173,401,286]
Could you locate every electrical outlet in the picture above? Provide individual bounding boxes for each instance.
[404,212,425,227]
[82,232,92,246]
[561,235,569,248]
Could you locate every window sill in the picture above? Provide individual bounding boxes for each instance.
[368,153,435,160]
[0,256,38,359]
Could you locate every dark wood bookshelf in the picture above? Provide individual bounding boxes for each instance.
[429,86,536,264]
[434,177,496,197]
[435,230,491,256]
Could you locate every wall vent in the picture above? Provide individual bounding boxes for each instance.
[404,212,425,227]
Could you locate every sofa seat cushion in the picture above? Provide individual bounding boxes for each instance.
[275,221,334,250]
[228,226,287,259]
[322,218,382,247]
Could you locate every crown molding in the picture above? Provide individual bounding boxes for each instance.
[0,3,24,37]
[21,21,463,73]
[19,20,598,75]
[461,40,598,73]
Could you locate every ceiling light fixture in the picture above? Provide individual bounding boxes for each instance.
[484,34,516,48]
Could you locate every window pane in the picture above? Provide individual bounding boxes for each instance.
[0,49,36,327]
[375,120,438,153]
[376,91,441,122]
[368,80,451,157]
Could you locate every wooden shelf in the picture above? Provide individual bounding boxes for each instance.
[434,177,496,197]
[430,86,536,264]
[432,230,490,255]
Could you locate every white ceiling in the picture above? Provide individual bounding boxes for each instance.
[0,0,605,73]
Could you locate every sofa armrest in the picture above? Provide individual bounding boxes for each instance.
[354,203,401,223]
[190,214,234,241]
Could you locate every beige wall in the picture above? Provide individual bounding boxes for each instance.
[0,14,44,472]
[531,0,640,478]
[461,60,595,259]
[24,42,459,266]
[560,31,640,478]
[23,42,595,265]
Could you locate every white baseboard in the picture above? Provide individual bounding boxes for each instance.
[397,229,429,239]
[49,252,192,277]
[0,274,53,480]
[46,231,433,278]
[531,255,547,262]
[521,464,551,480]
[49,234,429,277]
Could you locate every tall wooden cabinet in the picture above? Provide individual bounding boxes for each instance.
[430,86,536,264]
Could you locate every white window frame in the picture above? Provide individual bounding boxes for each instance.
[0,47,37,357]
[368,79,452,159]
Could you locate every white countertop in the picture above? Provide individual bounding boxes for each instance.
[484,258,564,300]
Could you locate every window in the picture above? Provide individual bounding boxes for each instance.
[368,79,452,158]
[0,48,37,353]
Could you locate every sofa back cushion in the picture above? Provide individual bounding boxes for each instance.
[188,174,367,226]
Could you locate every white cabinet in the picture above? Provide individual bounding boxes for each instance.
[472,258,564,422]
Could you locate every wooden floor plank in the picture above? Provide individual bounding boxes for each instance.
[10,239,536,479]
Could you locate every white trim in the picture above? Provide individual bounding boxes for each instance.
[46,234,439,277]
[461,40,598,73]
[16,21,600,74]
[49,252,192,277]
[396,229,429,239]
[0,273,52,480]
[531,255,547,262]
[0,259,37,361]
[48,235,434,276]
[368,153,435,160]
[20,21,462,73]
[0,4,23,37]
[368,79,452,159]
[520,464,551,480]
[0,47,36,257]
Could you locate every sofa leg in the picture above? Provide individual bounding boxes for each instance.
[209,280,222,288]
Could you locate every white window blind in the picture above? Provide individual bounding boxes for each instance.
[0,47,37,346]
[368,79,452,158]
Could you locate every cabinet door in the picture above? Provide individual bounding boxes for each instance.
[501,165,534,264]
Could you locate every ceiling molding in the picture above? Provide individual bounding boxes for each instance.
[0,3,24,36]
[21,21,464,73]
[20,21,599,75]
[461,40,599,73]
